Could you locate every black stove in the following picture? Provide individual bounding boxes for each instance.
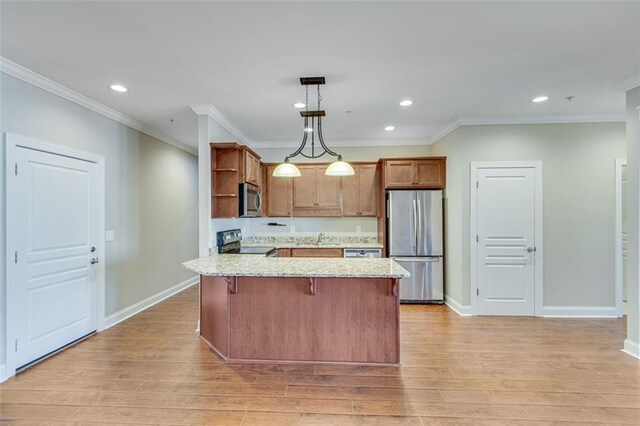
[216,229,277,257]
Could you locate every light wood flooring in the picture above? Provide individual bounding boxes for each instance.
[1,285,639,425]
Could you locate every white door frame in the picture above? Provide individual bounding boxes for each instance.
[469,161,544,316]
[614,158,627,318]
[4,132,106,380]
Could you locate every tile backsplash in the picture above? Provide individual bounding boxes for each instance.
[211,217,378,249]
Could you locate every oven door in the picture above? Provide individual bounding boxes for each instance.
[240,183,262,217]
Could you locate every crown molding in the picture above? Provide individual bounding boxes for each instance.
[425,114,625,145]
[457,114,625,126]
[0,57,197,155]
[255,114,625,149]
[425,118,461,145]
[189,104,253,147]
[254,138,429,149]
[615,73,640,92]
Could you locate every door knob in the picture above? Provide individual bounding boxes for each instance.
[526,247,536,253]
[90,258,99,264]
[90,246,96,252]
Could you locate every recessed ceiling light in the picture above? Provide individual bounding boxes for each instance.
[399,99,413,107]
[293,102,306,108]
[384,126,395,131]
[532,96,549,103]
[110,84,128,93]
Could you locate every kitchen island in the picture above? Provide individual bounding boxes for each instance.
[182,255,409,365]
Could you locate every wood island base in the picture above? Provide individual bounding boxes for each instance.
[200,275,400,365]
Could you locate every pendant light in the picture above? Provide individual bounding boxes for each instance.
[272,77,355,177]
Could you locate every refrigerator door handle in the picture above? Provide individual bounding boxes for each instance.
[412,198,420,254]
[416,198,422,252]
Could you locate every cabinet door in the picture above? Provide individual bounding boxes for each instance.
[253,156,262,187]
[291,248,343,258]
[315,166,341,208]
[266,166,292,217]
[342,164,378,216]
[277,248,292,257]
[341,172,359,216]
[414,159,445,188]
[358,164,378,216]
[292,165,317,208]
[385,160,414,188]
[244,151,258,186]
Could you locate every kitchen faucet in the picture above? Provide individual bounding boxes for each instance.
[317,232,324,245]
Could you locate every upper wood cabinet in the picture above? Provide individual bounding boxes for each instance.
[210,143,262,218]
[315,165,341,208]
[384,157,446,189]
[342,164,379,216]
[244,150,261,187]
[293,165,340,213]
[265,164,292,217]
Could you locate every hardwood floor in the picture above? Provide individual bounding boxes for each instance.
[1,285,638,425]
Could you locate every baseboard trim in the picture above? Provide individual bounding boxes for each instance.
[541,306,618,318]
[444,295,473,317]
[104,276,198,329]
[622,339,640,359]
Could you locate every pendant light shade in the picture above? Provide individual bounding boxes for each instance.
[272,158,301,177]
[325,156,355,176]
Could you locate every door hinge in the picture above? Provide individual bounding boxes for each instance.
[15,339,18,351]
[476,235,479,242]
[476,181,478,188]
[476,288,479,296]
[14,251,18,263]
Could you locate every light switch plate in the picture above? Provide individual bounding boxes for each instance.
[105,230,115,242]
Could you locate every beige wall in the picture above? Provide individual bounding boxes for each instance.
[625,86,640,349]
[0,74,198,364]
[430,123,626,307]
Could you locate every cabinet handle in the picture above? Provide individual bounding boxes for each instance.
[309,277,316,295]
[390,278,399,297]
[225,276,238,294]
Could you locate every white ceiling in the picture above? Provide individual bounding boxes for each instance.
[2,1,638,149]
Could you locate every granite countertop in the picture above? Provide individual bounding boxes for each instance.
[244,242,383,249]
[240,235,383,250]
[182,254,409,278]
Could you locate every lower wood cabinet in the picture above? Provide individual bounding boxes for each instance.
[277,248,292,257]
[291,248,343,258]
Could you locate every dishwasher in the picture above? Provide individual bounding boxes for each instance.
[344,248,382,258]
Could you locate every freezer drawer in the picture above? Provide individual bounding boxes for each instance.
[393,256,444,303]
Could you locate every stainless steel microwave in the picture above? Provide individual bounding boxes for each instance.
[239,183,262,217]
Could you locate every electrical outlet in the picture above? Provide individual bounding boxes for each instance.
[290,225,296,233]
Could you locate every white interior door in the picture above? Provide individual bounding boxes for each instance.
[11,145,99,368]
[474,165,540,316]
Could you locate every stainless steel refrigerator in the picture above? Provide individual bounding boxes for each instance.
[387,190,444,303]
